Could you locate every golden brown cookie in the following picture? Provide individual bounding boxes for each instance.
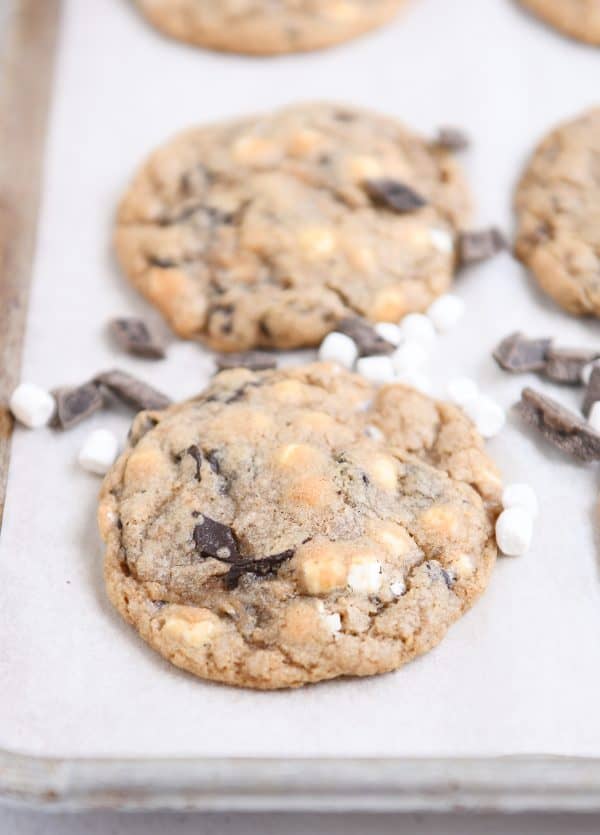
[519,0,600,45]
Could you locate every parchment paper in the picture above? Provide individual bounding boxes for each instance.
[2,0,600,759]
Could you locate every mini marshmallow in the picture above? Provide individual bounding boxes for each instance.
[589,402,600,433]
[495,507,533,557]
[318,332,358,369]
[78,429,119,475]
[446,377,479,408]
[465,395,506,439]
[391,340,430,374]
[356,355,395,385]
[390,580,406,597]
[427,294,466,333]
[502,483,539,518]
[393,370,433,395]
[374,322,403,347]
[429,227,455,254]
[9,383,55,429]
[399,313,437,348]
[323,612,342,634]
[347,560,382,594]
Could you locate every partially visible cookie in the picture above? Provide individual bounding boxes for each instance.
[134,0,406,55]
[115,102,472,352]
[519,0,600,45]
[515,108,600,316]
[99,362,501,690]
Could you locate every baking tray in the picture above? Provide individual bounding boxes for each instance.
[2,0,600,813]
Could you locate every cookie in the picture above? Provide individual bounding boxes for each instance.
[134,0,405,55]
[99,362,501,690]
[115,103,472,352]
[515,108,600,316]
[519,0,600,45]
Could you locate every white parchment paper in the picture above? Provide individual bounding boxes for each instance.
[2,0,600,759]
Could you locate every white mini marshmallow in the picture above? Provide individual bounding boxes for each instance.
[9,383,55,429]
[356,355,395,385]
[581,361,600,386]
[495,507,533,556]
[78,429,119,475]
[392,340,430,374]
[427,294,466,333]
[390,580,406,597]
[465,395,506,439]
[323,612,342,634]
[374,322,403,347]
[347,560,382,594]
[399,314,437,348]
[394,370,433,395]
[318,332,358,369]
[445,377,479,408]
[502,483,539,518]
[589,402,600,433]
[429,227,455,254]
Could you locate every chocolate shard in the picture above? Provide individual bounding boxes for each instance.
[336,317,395,357]
[95,369,171,412]
[224,549,296,590]
[193,515,240,561]
[516,387,600,462]
[187,445,203,481]
[493,331,552,373]
[435,126,471,152]
[544,347,600,385]
[52,382,104,430]
[215,351,277,372]
[458,227,508,265]
[583,366,600,417]
[363,178,427,213]
[110,317,166,360]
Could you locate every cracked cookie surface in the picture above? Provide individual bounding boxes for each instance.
[515,108,600,316]
[519,0,600,44]
[99,362,501,689]
[134,0,405,55]
[115,102,471,351]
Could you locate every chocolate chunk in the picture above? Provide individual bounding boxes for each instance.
[583,366,600,417]
[516,387,600,462]
[110,318,165,360]
[224,549,296,590]
[544,348,600,385]
[458,227,508,265]
[435,126,470,152]
[187,445,203,481]
[425,560,455,589]
[336,317,395,357]
[215,351,277,372]
[193,515,240,560]
[493,331,552,373]
[363,179,427,213]
[52,382,104,430]
[95,369,171,412]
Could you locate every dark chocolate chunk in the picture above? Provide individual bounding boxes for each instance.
[193,515,240,560]
[493,331,552,373]
[95,369,171,412]
[215,351,277,372]
[336,317,395,357]
[516,387,600,462]
[544,348,600,385]
[187,445,203,481]
[224,549,295,590]
[205,450,221,474]
[110,317,166,360]
[435,126,471,152]
[52,382,104,430]
[363,178,427,213]
[458,227,508,265]
[583,366,600,417]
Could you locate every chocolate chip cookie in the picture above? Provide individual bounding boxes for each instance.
[515,108,600,316]
[115,103,472,352]
[99,362,501,689]
[134,0,405,55]
[519,0,600,45]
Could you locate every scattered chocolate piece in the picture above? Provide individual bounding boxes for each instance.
[336,317,395,356]
[583,366,600,417]
[187,445,203,481]
[224,549,296,590]
[193,515,240,560]
[52,382,104,430]
[95,369,171,412]
[516,387,600,462]
[493,332,552,373]
[215,351,277,372]
[363,178,427,213]
[435,126,471,152]
[544,348,600,385]
[458,227,508,265]
[110,317,166,360]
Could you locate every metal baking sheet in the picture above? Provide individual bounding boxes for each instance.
[2,0,600,812]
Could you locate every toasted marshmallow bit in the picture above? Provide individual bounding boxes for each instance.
[318,332,358,369]
[429,227,455,255]
[399,313,437,348]
[427,294,466,333]
[356,355,395,385]
[445,376,479,408]
[496,508,533,557]
[464,395,506,439]
[347,558,382,594]
[390,580,406,597]
[323,611,342,634]
[589,402,600,433]
[9,383,55,429]
[391,340,430,374]
[502,483,539,518]
[374,322,403,347]
[78,429,119,475]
